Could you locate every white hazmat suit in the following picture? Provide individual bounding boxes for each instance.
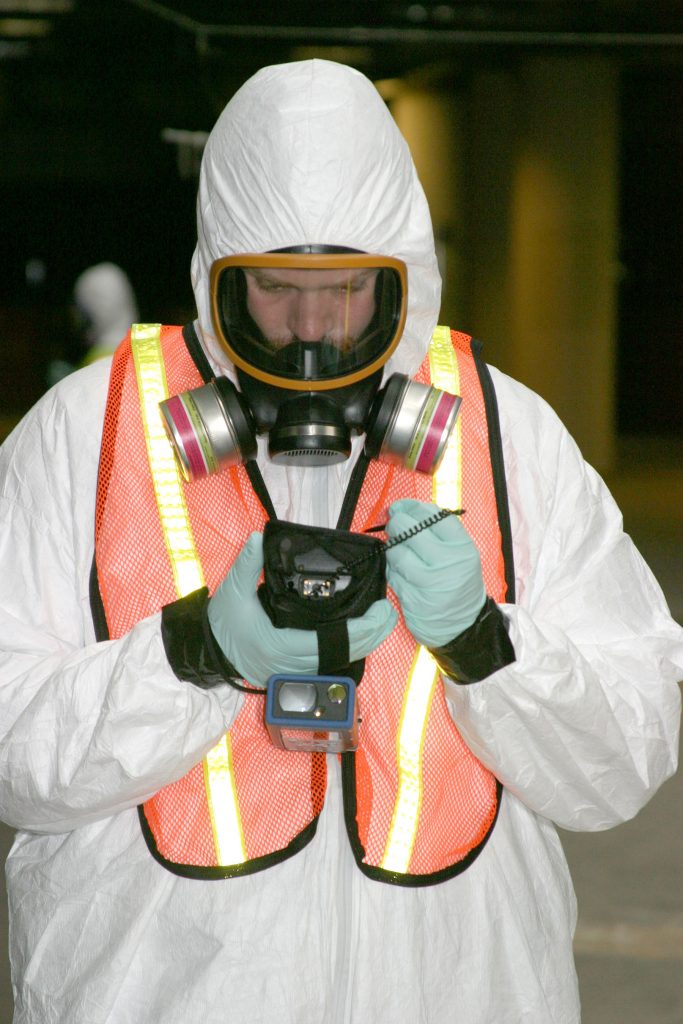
[0,60,681,1024]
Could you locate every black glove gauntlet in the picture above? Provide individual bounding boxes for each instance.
[428,596,515,685]
[161,586,248,691]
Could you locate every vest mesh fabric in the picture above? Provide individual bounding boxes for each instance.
[95,326,504,879]
[96,327,326,868]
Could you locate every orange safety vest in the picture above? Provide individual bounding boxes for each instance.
[93,323,514,886]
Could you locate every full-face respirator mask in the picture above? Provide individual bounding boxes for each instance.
[159,248,461,478]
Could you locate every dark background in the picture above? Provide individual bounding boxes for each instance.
[0,0,681,435]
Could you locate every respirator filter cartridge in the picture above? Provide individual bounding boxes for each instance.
[159,378,256,481]
[366,375,462,475]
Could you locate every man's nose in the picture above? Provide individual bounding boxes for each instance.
[288,291,333,342]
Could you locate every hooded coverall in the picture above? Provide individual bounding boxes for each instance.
[0,59,681,1024]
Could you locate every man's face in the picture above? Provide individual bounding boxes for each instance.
[244,267,378,350]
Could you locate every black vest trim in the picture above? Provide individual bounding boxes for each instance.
[183,322,215,383]
[336,450,372,530]
[470,339,516,604]
[243,459,277,521]
[89,555,110,643]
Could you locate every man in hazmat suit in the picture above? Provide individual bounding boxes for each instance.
[0,60,681,1024]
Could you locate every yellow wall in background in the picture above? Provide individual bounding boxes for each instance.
[389,81,465,335]
[391,56,619,475]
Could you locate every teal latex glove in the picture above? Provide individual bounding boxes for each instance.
[208,532,398,687]
[384,499,486,647]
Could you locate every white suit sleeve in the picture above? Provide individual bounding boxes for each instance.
[0,367,243,834]
[444,371,682,831]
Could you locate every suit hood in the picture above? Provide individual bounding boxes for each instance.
[191,59,441,381]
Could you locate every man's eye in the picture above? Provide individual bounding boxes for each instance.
[258,281,288,293]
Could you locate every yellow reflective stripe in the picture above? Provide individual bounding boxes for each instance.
[130,324,247,867]
[203,735,247,864]
[429,325,462,511]
[380,327,462,874]
[381,646,439,873]
[131,324,205,598]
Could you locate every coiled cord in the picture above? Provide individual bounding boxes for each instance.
[300,508,465,580]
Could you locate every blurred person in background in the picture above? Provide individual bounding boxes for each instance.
[0,60,681,1024]
[73,261,139,365]
[45,261,139,386]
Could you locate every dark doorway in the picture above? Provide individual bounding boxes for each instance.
[617,67,683,438]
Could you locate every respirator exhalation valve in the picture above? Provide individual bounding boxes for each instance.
[281,447,344,463]
[266,392,352,466]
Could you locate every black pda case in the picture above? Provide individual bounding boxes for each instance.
[258,519,386,630]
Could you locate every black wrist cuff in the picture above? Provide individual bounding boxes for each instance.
[428,596,516,685]
[161,586,256,692]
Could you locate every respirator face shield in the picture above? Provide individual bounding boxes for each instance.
[160,248,461,477]
[209,252,408,391]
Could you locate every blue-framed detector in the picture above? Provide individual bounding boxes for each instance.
[265,674,359,753]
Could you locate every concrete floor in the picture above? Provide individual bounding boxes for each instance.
[0,500,681,1022]
[561,518,683,1024]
